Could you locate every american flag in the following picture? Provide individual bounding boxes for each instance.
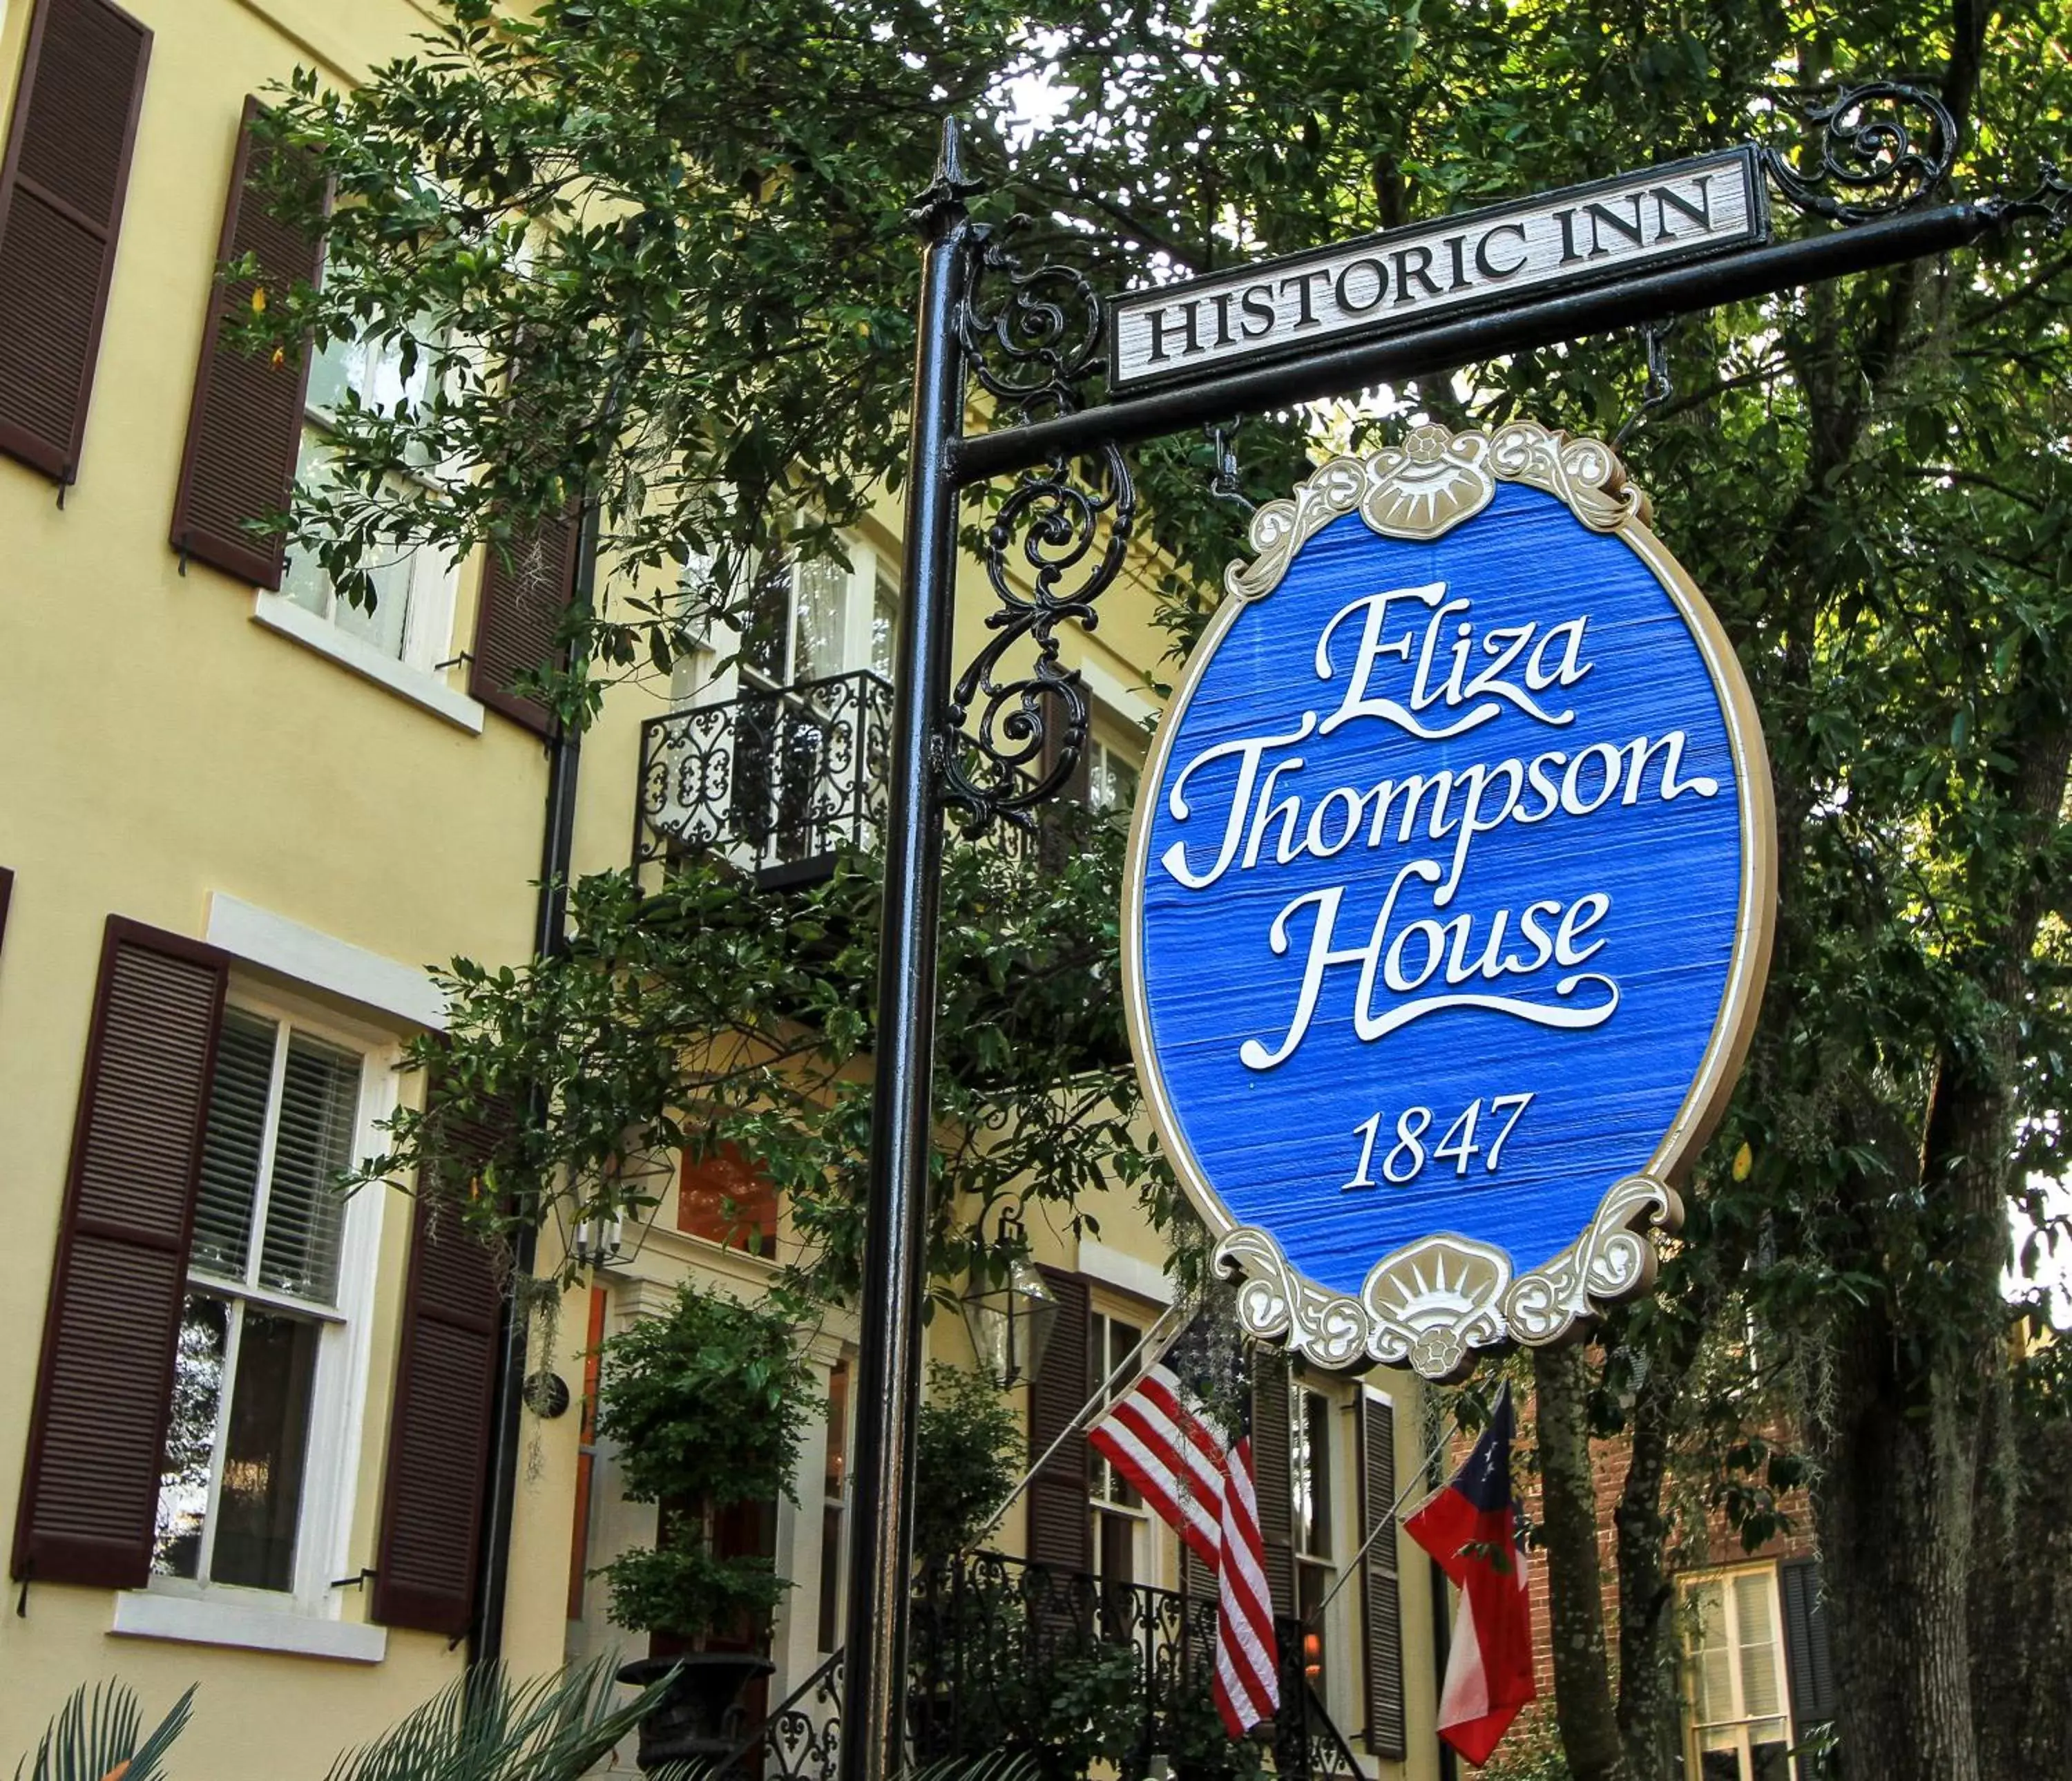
[1087,1315,1280,1737]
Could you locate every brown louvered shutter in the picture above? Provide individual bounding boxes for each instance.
[1026,1265,1091,1574]
[1251,1355,1295,1617]
[1182,1542,1218,1676]
[1359,1393,1407,1756]
[168,97,326,589]
[369,1181,503,1635]
[1779,1558,1836,1737]
[469,516,579,736]
[1035,698,1094,872]
[0,0,151,484]
[12,917,229,1587]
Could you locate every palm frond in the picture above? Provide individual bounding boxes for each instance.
[13,1682,195,1781]
[651,1746,1042,1781]
[904,1752,1042,1781]
[323,1658,671,1781]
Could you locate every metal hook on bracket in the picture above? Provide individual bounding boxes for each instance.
[1612,318,1678,452]
[1204,419,1256,517]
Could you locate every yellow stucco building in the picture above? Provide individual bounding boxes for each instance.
[0,0,1443,1772]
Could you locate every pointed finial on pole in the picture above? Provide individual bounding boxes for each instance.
[910,114,984,234]
[937,115,968,191]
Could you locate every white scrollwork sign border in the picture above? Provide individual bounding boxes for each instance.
[1211,1172,1682,1382]
[1225,418,1649,604]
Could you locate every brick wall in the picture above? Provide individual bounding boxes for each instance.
[1446,1402,1816,1702]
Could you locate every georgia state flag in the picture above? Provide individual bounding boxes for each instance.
[1405,1384,1536,1766]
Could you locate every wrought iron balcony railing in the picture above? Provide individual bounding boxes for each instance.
[634,669,1043,886]
[712,1552,1362,1781]
[636,669,895,888]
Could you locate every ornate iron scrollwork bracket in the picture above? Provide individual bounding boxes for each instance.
[1758,80,1959,223]
[937,221,1138,837]
[1982,160,2072,237]
[1756,81,2071,243]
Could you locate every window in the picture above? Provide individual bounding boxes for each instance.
[736,535,901,696]
[0,0,151,486]
[678,1141,780,1254]
[1682,1567,1796,1781]
[744,547,847,691]
[712,531,901,872]
[153,1002,374,1601]
[1088,734,1142,821]
[817,1359,851,1651]
[279,332,457,671]
[1089,1312,1145,1598]
[1292,1385,1335,1694]
[872,565,899,682]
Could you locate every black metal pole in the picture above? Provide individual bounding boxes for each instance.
[838,123,975,1781]
[1430,1555,1458,1781]
[467,495,599,1668]
[954,198,2002,484]
[472,322,644,1665]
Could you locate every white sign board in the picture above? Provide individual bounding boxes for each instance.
[1109,149,1767,392]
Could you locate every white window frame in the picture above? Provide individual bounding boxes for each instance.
[1289,1382,1351,1709]
[814,1353,853,1654]
[1088,1303,1157,1592]
[1680,1562,1798,1781]
[1073,657,1154,817]
[142,983,392,1622]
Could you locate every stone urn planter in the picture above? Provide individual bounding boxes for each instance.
[617,1652,776,1771]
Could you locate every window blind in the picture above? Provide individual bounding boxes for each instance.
[469,512,579,734]
[258,1031,354,1303]
[190,1009,274,1281]
[1779,1558,1837,1735]
[1251,1357,1296,1617]
[370,1172,503,1634]
[1735,1571,1785,1717]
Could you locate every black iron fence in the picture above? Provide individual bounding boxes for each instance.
[713,1554,1361,1781]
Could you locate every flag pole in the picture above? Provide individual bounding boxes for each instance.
[960,1299,1190,1555]
[966,1301,1461,1615]
[1307,1413,1462,1626]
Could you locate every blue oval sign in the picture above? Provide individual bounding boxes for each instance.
[1124,423,1773,1378]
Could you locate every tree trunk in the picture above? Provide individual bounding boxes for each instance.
[1807,1033,2012,1781]
[1611,1346,1690,1781]
[1969,1398,2072,1781]
[1808,1315,1985,1781]
[1812,688,2072,1781]
[1532,1342,1631,1781]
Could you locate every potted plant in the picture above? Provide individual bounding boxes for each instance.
[912,1360,1021,1572]
[593,1280,818,1770]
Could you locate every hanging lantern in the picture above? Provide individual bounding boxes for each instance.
[959,1208,1059,1389]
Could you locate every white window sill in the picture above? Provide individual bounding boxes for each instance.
[111,1588,387,1664]
[252,592,484,734]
